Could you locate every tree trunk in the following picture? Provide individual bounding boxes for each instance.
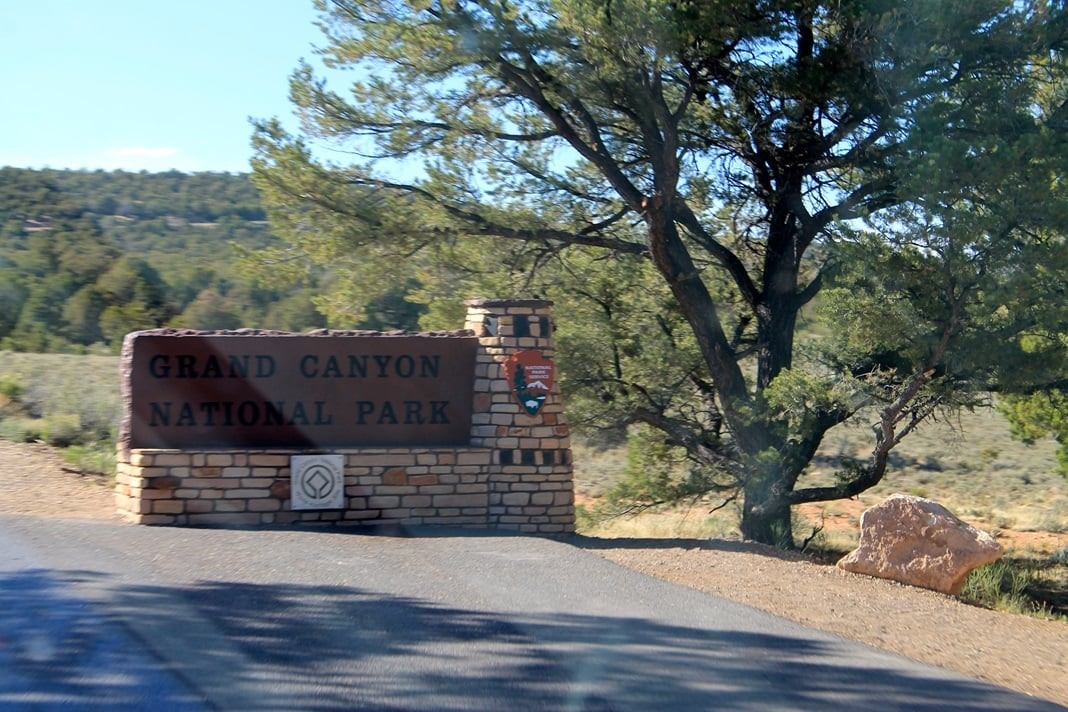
[740,475,794,549]
[756,217,804,390]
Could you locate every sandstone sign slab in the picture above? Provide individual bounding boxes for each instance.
[121,331,477,450]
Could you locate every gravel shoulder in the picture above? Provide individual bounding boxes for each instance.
[1,440,1065,707]
[585,539,1067,707]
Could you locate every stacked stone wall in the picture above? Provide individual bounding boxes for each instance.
[115,299,574,534]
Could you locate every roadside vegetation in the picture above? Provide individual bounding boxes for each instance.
[0,351,120,476]
[574,406,1068,620]
[0,167,384,355]
[1,349,1065,619]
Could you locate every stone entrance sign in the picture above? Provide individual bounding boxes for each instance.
[115,300,574,534]
[122,333,476,449]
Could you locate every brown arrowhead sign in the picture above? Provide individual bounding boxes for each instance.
[503,351,554,415]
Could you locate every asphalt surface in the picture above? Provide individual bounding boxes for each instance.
[0,513,1062,711]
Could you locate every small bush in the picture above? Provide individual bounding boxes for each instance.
[993,515,1016,529]
[961,559,1032,614]
[41,414,82,448]
[62,441,116,477]
[574,503,596,532]
[1035,513,1068,534]
[0,373,23,401]
[0,417,46,443]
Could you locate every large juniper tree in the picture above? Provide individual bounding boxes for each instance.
[253,0,1067,547]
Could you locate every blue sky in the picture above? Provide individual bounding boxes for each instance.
[1,1,326,174]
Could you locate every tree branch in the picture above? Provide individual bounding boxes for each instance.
[672,200,761,308]
[346,175,649,255]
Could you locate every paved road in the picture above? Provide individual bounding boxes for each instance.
[0,514,1062,711]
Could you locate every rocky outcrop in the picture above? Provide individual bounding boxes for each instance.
[837,493,1002,595]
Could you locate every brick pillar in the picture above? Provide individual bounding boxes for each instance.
[464,299,574,533]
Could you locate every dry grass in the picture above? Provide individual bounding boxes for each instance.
[0,351,121,473]
[573,407,1068,617]
[4,349,1065,546]
[0,351,121,431]
[575,407,1068,546]
[806,407,1068,536]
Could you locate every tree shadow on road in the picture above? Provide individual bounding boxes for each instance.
[0,568,205,709]
[3,568,1055,711]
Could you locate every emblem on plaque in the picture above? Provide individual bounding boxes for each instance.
[291,454,345,510]
[503,351,554,416]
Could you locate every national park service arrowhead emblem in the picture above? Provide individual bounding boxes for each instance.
[504,351,554,416]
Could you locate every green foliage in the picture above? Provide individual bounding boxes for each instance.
[763,369,860,440]
[252,0,1067,547]
[554,251,705,430]
[962,560,1037,616]
[0,417,45,444]
[0,373,22,402]
[170,288,245,330]
[60,443,116,479]
[1001,391,1068,476]
[0,167,330,351]
[0,352,120,440]
[357,279,428,332]
[41,413,82,448]
[601,426,734,513]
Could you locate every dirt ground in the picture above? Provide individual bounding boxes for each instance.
[1,441,1065,707]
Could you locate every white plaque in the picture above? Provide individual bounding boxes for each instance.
[291,455,345,510]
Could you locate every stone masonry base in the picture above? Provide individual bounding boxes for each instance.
[115,447,574,533]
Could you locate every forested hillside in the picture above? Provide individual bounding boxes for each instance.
[0,167,337,352]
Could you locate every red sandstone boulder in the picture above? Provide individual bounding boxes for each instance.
[836,493,1002,595]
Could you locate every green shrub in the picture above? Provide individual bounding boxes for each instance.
[0,373,23,401]
[0,417,45,443]
[41,414,82,447]
[961,559,1032,614]
[62,441,116,477]
[574,503,596,532]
